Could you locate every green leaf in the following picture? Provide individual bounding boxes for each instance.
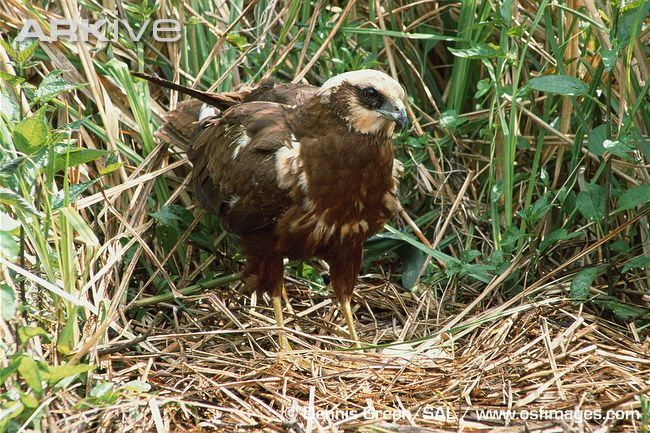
[59,206,100,246]
[18,326,48,345]
[53,148,110,173]
[150,205,183,226]
[0,93,19,121]
[41,364,95,386]
[0,400,24,432]
[120,380,151,392]
[576,184,605,221]
[570,268,599,301]
[13,107,49,154]
[0,356,21,385]
[57,309,77,356]
[0,284,16,320]
[438,109,467,131]
[19,391,39,409]
[17,356,43,395]
[594,298,649,320]
[610,239,630,253]
[16,41,39,65]
[0,211,20,233]
[588,124,608,156]
[226,33,247,50]
[617,185,650,211]
[448,43,504,59]
[35,70,84,104]
[539,228,581,251]
[0,71,26,85]
[383,225,490,283]
[52,179,100,209]
[90,382,114,398]
[0,231,19,260]
[99,162,123,176]
[0,188,41,216]
[600,47,617,72]
[528,75,588,96]
[622,255,650,273]
[397,245,426,290]
[602,138,635,159]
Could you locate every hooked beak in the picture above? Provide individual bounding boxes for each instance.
[378,100,408,130]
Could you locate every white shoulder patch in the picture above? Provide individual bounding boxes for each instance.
[232,128,251,159]
[198,104,218,122]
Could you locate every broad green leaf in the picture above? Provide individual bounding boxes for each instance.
[438,109,467,130]
[41,364,95,386]
[383,225,490,283]
[602,138,635,159]
[226,33,247,50]
[0,400,24,432]
[594,298,649,320]
[0,211,20,233]
[53,148,110,173]
[17,356,43,395]
[448,44,504,59]
[528,75,588,96]
[90,382,114,398]
[15,41,39,65]
[617,185,650,211]
[0,71,25,85]
[610,239,630,253]
[90,381,119,403]
[99,162,123,176]
[35,70,84,104]
[397,245,426,290]
[0,157,25,181]
[19,391,39,409]
[120,380,151,392]
[0,188,41,216]
[570,268,599,301]
[576,184,605,221]
[13,107,49,154]
[0,356,21,385]
[0,284,15,320]
[622,256,650,273]
[0,231,19,260]
[588,124,608,156]
[57,310,77,356]
[18,326,48,345]
[52,179,100,209]
[600,47,617,72]
[0,93,19,121]
[539,228,581,251]
[149,204,192,227]
[59,206,100,246]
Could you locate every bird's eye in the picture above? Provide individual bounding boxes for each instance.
[363,87,379,100]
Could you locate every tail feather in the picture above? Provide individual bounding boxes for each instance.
[132,72,249,110]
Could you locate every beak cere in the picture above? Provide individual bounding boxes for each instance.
[378,100,408,131]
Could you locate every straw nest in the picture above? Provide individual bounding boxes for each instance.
[54,276,649,433]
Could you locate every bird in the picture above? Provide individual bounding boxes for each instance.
[135,70,407,351]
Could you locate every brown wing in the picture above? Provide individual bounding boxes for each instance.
[189,102,293,235]
[139,72,318,149]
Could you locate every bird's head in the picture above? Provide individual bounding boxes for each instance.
[317,70,408,136]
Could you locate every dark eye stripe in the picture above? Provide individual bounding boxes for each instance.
[358,86,384,109]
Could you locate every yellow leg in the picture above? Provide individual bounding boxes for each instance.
[273,293,292,352]
[340,299,360,347]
